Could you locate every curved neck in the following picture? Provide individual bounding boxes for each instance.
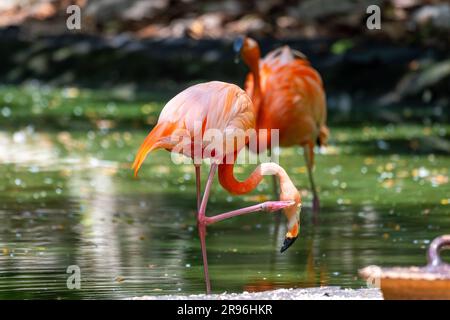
[218,162,263,195]
[252,68,262,116]
[243,51,262,115]
[219,154,301,233]
[218,154,289,196]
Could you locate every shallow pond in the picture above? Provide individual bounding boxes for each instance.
[0,85,449,299]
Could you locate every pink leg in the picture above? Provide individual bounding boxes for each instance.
[195,164,201,212]
[197,164,217,294]
[205,201,294,225]
[198,164,217,219]
[196,164,295,294]
[198,222,210,293]
[304,145,320,218]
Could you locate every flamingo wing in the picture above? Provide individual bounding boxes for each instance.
[133,81,255,176]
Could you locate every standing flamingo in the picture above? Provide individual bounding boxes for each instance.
[132,81,301,293]
[234,37,329,213]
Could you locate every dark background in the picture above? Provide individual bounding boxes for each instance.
[0,0,449,119]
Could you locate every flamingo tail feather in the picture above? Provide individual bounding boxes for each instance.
[132,123,175,177]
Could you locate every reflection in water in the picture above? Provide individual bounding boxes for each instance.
[0,127,449,299]
[305,238,328,288]
[0,130,58,166]
[68,163,124,298]
[243,237,329,292]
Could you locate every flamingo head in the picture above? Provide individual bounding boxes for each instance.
[233,36,260,69]
[280,185,301,253]
[259,163,302,253]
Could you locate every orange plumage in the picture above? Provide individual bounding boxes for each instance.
[237,38,329,212]
[245,45,328,149]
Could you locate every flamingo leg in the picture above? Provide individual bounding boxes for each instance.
[196,164,217,294]
[268,149,279,201]
[195,163,295,294]
[304,144,319,216]
[195,164,201,212]
[198,164,217,219]
[205,201,294,225]
[269,149,282,229]
[197,222,210,293]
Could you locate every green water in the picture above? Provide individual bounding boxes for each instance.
[0,84,449,299]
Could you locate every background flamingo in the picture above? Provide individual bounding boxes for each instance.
[234,37,329,214]
[132,81,301,293]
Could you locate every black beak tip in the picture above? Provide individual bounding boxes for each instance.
[280,236,298,253]
[233,36,244,53]
[233,36,244,63]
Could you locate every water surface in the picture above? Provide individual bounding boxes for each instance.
[0,85,449,299]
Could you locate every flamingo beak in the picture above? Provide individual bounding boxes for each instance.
[233,37,244,63]
[280,219,300,253]
[280,235,298,253]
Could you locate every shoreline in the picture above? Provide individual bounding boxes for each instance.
[130,287,383,300]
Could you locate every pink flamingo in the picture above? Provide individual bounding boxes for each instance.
[132,81,301,293]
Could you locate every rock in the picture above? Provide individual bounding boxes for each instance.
[412,4,450,31]
[122,0,169,21]
[379,59,450,105]
[226,14,271,36]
